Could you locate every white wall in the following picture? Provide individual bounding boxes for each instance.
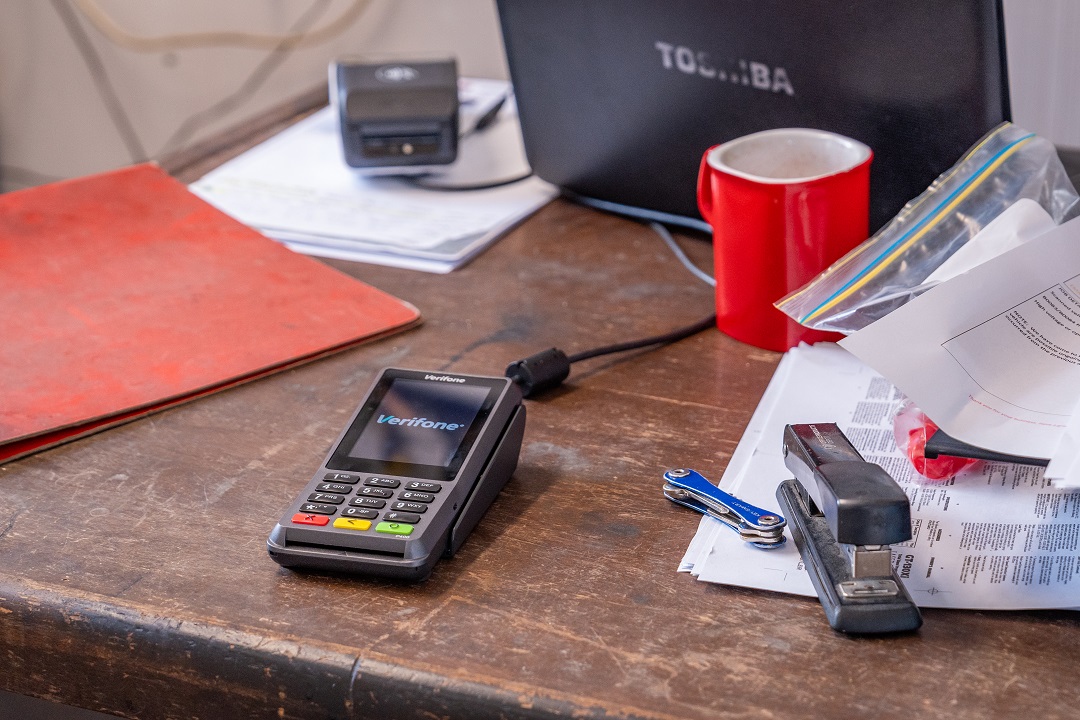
[1,0,1078,193]
[1002,0,1080,147]
[0,0,508,192]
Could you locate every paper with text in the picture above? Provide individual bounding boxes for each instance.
[1046,407,1080,488]
[841,215,1080,460]
[680,344,1080,610]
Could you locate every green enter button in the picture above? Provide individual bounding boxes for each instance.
[376,521,414,536]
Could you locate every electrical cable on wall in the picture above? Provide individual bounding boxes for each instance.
[50,0,148,163]
[156,0,338,157]
[71,0,371,52]
[51,0,374,166]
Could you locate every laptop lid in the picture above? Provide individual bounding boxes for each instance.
[497,0,1010,233]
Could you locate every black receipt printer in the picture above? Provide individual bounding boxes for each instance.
[331,57,459,169]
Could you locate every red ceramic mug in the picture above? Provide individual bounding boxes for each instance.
[697,128,872,352]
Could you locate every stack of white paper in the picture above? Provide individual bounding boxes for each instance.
[681,343,1080,610]
[190,79,557,273]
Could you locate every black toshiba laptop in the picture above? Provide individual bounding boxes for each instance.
[496,0,1011,233]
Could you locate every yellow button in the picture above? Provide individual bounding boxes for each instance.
[333,518,371,531]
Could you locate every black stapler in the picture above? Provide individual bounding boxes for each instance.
[775,423,922,634]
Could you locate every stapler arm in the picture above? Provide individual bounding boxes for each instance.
[775,423,922,634]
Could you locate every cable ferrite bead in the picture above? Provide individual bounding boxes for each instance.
[505,348,571,398]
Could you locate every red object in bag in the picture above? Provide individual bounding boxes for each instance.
[903,416,979,480]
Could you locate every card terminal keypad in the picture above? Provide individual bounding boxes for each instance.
[293,475,442,534]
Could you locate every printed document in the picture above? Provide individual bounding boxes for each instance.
[680,343,1080,610]
[841,215,1080,461]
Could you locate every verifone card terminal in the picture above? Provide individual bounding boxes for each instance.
[267,368,525,580]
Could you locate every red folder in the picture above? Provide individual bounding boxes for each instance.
[0,164,421,463]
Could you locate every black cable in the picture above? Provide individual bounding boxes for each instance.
[506,313,717,398]
[394,94,535,192]
[506,219,717,397]
[402,171,535,193]
[567,314,717,362]
[51,0,148,162]
[157,0,332,157]
[458,94,508,141]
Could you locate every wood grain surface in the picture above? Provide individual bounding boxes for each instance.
[2,103,1079,720]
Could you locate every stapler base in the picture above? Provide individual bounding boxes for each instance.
[777,479,922,634]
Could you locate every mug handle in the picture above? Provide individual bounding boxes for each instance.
[697,147,717,222]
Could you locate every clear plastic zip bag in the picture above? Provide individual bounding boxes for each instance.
[776,123,1080,334]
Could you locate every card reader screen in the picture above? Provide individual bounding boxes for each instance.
[348,379,489,468]
[327,372,505,480]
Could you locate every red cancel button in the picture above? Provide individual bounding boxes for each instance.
[291,512,330,526]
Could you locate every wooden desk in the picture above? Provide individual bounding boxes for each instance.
[3,97,1080,720]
